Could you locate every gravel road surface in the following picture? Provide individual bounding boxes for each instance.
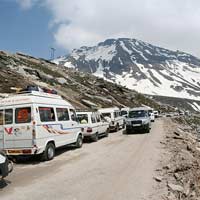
[0,119,165,200]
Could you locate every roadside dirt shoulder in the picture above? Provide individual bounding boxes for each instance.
[153,117,200,200]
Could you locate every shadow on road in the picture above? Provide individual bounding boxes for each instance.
[0,179,11,189]
[9,144,79,165]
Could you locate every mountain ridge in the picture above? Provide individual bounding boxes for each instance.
[53,38,200,102]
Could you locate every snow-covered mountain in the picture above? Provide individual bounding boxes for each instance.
[53,38,200,101]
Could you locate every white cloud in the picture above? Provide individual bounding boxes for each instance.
[17,0,200,57]
[16,0,38,10]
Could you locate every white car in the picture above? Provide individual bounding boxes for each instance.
[98,107,125,132]
[77,111,110,142]
[153,110,159,118]
[125,107,151,134]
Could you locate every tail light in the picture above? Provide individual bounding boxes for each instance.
[22,149,32,154]
[87,127,93,133]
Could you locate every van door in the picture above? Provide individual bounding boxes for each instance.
[69,109,80,141]
[13,106,33,148]
[55,107,74,146]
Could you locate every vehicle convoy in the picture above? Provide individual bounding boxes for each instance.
[77,111,110,142]
[0,151,13,179]
[0,90,83,161]
[125,107,151,134]
[98,107,125,132]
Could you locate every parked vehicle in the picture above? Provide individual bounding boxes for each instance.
[0,90,83,161]
[0,151,13,179]
[125,107,151,134]
[98,107,125,132]
[121,107,130,118]
[146,108,155,122]
[153,110,159,118]
[77,111,110,142]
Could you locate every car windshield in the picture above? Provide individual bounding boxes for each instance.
[128,110,147,118]
[121,110,127,116]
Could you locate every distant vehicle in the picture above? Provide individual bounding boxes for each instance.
[77,111,110,142]
[153,110,159,118]
[0,90,83,161]
[147,108,155,122]
[98,107,125,132]
[0,151,13,179]
[121,107,130,118]
[125,107,151,134]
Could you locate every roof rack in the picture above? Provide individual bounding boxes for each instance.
[12,91,62,99]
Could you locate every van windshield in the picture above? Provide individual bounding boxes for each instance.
[121,110,128,116]
[129,110,147,118]
[101,113,111,118]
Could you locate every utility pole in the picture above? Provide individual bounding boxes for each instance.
[50,47,56,60]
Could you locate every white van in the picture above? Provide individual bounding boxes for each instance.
[98,107,125,132]
[77,111,110,142]
[0,91,83,161]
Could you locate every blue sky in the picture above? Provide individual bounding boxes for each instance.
[0,1,65,59]
[0,0,200,59]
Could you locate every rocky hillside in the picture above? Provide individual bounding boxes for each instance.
[0,50,161,110]
[53,38,200,111]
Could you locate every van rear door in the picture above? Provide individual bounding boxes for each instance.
[12,106,33,148]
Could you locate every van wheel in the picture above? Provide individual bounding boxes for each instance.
[42,143,55,161]
[93,133,99,142]
[76,134,83,148]
[115,124,119,132]
[105,128,109,137]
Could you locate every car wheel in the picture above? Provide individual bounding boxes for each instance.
[42,143,55,161]
[93,132,99,142]
[115,124,119,132]
[105,128,109,137]
[76,134,83,148]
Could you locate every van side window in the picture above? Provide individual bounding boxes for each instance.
[56,108,69,121]
[5,109,13,124]
[39,107,55,122]
[96,114,101,122]
[69,109,77,121]
[15,107,31,124]
[91,115,96,123]
[114,111,118,118]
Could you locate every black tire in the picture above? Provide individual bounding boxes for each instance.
[145,124,150,133]
[42,143,55,161]
[105,128,109,137]
[76,134,83,148]
[115,124,119,132]
[92,132,99,142]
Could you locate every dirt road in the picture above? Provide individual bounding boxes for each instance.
[0,119,165,200]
